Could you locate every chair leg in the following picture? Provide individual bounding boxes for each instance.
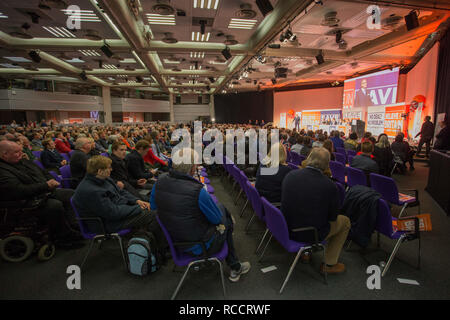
[234,189,243,205]
[80,238,96,270]
[244,213,255,234]
[258,234,273,263]
[279,248,304,294]
[398,203,408,218]
[116,236,128,270]
[239,199,249,217]
[381,234,406,277]
[172,261,196,300]
[210,258,227,299]
[255,229,269,254]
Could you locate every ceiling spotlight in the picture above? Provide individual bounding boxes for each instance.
[79,71,87,81]
[221,46,232,60]
[315,51,324,65]
[199,20,207,35]
[256,55,266,64]
[405,10,419,31]
[100,42,114,58]
[335,30,342,43]
[268,44,281,49]
[28,51,41,63]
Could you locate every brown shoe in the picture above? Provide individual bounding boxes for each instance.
[320,263,345,274]
[300,251,311,264]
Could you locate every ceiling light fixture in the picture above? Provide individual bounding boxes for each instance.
[146,13,176,25]
[221,47,232,60]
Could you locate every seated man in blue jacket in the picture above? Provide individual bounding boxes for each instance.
[72,155,160,237]
[150,148,250,282]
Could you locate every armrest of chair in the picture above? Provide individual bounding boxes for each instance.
[173,241,208,259]
[76,216,107,235]
[291,226,320,246]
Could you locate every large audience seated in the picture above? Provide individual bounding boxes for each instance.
[2,117,448,286]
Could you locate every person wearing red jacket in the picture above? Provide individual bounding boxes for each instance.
[54,132,71,154]
[144,146,167,167]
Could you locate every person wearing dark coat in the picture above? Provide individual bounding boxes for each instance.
[434,119,450,151]
[415,116,434,158]
[351,141,379,177]
[125,140,155,181]
[341,185,381,248]
[255,143,292,203]
[72,155,160,237]
[391,133,414,171]
[70,137,92,189]
[281,147,350,274]
[110,141,150,200]
[40,139,67,171]
[0,140,80,245]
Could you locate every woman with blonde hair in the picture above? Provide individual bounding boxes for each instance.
[373,134,393,176]
[255,143,293,203]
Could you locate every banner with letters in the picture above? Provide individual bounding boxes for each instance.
[384,104,408,137]
[279,113,286,128]
[320,110,342,125]
[367,106,386,136]
[301,111,321,129]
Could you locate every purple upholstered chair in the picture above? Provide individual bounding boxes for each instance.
[32,150,42,159]
[347,155,355,166]
[70,197,130,270]
[156,214,228,300]
[68,150,75,157]
[369,173,420,217]
[347,166,367,187]
[100,152,109,157]
[334,152,346,166]
[336,147,347,157]
[33,159,45,170]
[287,162,299,170]
[329,160,346,185]
[259,197,327,294]
[375,199,420,276]
[49,171,62,187]
[59,165,73,189]
[61,153,71,163]
[286,149,292,163]
[244,181,265,234]
[347,149,357,157]
[290,152,304,166]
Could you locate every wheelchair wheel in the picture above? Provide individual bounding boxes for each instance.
[0,236,34,262]
[37,243,55,261]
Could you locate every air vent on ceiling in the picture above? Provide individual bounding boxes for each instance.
[382,14,403,30]
[235,3,257,19]
[224,35,238,45]
[152,0,175,15]
[84,29,102,41]
[162,32,178,43]
[321,11,340,27]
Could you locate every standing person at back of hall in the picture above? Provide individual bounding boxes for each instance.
[415,116,434,158]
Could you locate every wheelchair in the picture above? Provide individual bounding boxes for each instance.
[0,201,56,263]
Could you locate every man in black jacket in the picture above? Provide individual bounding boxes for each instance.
[0,140,81,246]
[70,137,92,188]
[41,139,67,171]
[110,141,150,200]
[415,116,434,158]
[282,147,350,274]
[125,140,156,181]
[351,142,379,176]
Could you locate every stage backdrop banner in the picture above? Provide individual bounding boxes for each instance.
[320,110,342,124]
[367,106,386,136]
[301,111,321,130]
[279,113,287,128]
[384,104,409,137]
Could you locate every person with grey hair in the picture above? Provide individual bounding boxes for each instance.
[150,148,251,282]
[281,147,350,274]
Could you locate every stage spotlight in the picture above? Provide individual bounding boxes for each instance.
[221,47,232,60]
[315,51,324,65]
[256,0,274,17]
[100,42,114,58]
[271,78,277,85]
[405,10,419,31]
[28,51,41,63]
[79,71,87,81]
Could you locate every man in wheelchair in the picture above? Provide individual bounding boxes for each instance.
[0,140,83,249]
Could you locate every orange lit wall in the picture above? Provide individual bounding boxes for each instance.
[273,87,344,127]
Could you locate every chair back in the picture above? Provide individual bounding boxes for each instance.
[348,155,354,165]
[246,181,264,221]
[32,151,42,159]
[347,150,357,157]
[155,214,182,265]
[33,159,45,170]
[347,166,367,187]
[329,160,346,185]
[290,152,305,165]
[369,173,400,205]
[49,171,62,185]
[68,150,75,157]
[60,165,72,188]
[261,197,291,248]
[336,147,347,157]
[334,152,346,165]
[70,197,95,239]
[100,152,109,157]
[375,198,396,237]
[61,153,70,163]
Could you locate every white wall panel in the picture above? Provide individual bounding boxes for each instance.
[173,104,210,122]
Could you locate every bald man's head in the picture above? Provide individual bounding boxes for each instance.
[0,140,23,164]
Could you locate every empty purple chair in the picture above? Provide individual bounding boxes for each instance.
[347,167,367,187]
[259,197,327,294]
[375,199,420,276]
[70,197,130,270]
[156,214,228,300]
[369,173,420,217]
[329,160,346,185]
[334,152,346,166]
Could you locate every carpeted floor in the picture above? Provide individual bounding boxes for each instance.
[1,162,449,300]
